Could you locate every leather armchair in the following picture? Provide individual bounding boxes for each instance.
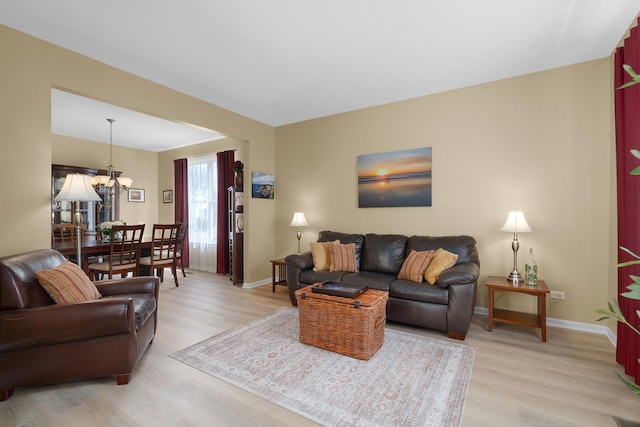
[0,249,159,401]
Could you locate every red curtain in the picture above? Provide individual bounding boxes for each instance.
[216,150,235,274]
[614,18,640,385]
[174,158,189,268]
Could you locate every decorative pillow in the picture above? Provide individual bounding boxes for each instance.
[310,240,338,271]
[424,248,458,284]
[327,241,359,273]
[398,250,435,283]
[35,261,102,304]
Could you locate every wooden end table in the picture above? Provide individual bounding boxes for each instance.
[270,259,287,292]
[485,275,551,342]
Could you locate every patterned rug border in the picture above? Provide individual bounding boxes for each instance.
[171,307,475,427]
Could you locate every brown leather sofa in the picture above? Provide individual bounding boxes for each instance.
[0,249,159,401]
[285,231,480,340]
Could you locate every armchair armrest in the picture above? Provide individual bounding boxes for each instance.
[96,276,159,299]
[437,262,480,288]
[285,252,313,270]
[0,298,136,353]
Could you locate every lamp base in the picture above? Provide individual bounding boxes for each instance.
[507,270,523,282]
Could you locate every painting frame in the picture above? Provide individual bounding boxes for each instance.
[128,188,145,203]
[357,147,432,208]
[163,190,173,203]
[251,172,275,199]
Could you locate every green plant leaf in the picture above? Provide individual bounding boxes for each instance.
[618,65,640,90]
[619,246,640,260]
[631,149,640,160]
[632,166,640,175]
[621,291,640,300]
[619,81,640,89]
[615,371,640,395]
[623,64,640,79]
[620,282,640,300]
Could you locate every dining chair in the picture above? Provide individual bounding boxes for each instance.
[51,224,77,243]
[139,223,180,287]
[175,222,188,278]
[88,224,145,280]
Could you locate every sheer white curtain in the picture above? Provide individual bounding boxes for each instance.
[187,155,217,272]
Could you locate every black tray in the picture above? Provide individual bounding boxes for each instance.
[311,282,368,298]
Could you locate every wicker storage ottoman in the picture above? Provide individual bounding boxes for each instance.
[294,284,388,360]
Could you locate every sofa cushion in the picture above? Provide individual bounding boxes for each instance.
[389,279,449,305]
[318,231,365,270]
[361,234,407,275]
[35,261,102,304]
[407,235,479,265]
[424,248,458,284]
[398,250,434,283]
[341,271,395,292]
[310,241,334,271]
[327,242,358,272]
[300,269,346,285]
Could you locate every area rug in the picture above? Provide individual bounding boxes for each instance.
[171,307,475,427]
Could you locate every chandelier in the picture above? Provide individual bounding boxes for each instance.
[92,118,133,190]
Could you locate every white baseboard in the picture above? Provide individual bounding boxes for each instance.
[242,278,271,289]
[473,306,617,347]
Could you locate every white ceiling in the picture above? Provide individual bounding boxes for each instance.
[51,89,225,151]
[2,1,640,150]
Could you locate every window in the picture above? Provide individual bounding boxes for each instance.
[187,155,217,271]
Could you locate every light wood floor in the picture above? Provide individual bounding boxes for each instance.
[1,270,639,426]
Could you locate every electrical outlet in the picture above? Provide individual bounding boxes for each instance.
[550,291,565,300]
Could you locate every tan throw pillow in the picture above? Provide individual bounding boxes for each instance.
[398,250,435,283]
[327,241,358,273]
[36,261,102,304]
[310,240,337,271]
[424,248,458,284]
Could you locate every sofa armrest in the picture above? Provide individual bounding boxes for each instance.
[285,252,313,306]
[96,276,160,299]
[285,252,313,270]
[437,262,480,288]
[0,298,136,353]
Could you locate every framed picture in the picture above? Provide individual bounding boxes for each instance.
[357,147,432,208]
[251,172,275,199]
[128,188,145,203]
[163,190,173,203]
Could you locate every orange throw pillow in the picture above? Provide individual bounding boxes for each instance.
[424,248,458,284]
[36,261,102,304]
[327,241,358,273]
[310,240,338,271]
[398,250,435,283]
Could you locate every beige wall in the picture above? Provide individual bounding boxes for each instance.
[1,22,620,327]
[52,135,159,234]
[275,58,614,325]
[0,24,275,282]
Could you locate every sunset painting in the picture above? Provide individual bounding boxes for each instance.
[357,147,432,208]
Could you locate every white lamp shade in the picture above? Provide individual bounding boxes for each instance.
[54,174,102,202]
[93,175,111,186]
[117,176,133,188]
[289,212,309,227]
[500,210,532,233]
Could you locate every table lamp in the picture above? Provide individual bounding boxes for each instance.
[289,212,309,254]
[54,174,102,266]
[500,210,532,281]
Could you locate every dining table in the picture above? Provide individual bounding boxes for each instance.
[52,239,153,274]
